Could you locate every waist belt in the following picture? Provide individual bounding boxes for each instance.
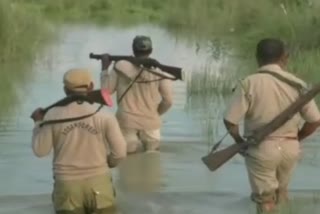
[264,136,298,140]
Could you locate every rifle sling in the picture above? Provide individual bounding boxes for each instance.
[258,70,304,94]
[115,67,145,104]
[246,70,306,142]
[39,104,103,127]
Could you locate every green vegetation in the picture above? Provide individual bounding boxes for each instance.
[1,1,320,211]
[0,0,52,116]
[0,0,51,62]
[6,1,320,78]
[12,0,319,95]
[1,0,320,124]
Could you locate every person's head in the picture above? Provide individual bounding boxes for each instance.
[63,68,94,96]
[256,38,289,68]
[132,35,153,58]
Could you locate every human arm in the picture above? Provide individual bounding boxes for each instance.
[104,115,127,168]
[100,55,118,94]
[223,120,245,144]
[223,80,250,144]
[30,108,53,157]
[158,79,173,115]
[298,99,320,141]
[298,121,320,141]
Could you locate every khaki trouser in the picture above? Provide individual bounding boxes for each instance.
[244,138,301,205]
[118,151,162,193]
[52,174,117,214]
[120,128,160,153]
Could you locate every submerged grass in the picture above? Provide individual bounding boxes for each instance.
[3,0,319,145]
[181,0,320,95]
[0,1,320,212]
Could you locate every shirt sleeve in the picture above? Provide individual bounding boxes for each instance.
[104,115,127,162]
[100,66,118,94]
[300,99,320,123]
[224,80,251,124]
[31,121,53,157]
[158,79,174,115]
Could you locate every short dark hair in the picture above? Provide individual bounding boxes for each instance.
[256,38,286,65]
[133,49,152,57]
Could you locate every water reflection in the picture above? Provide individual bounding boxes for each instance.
[1,23,320,214]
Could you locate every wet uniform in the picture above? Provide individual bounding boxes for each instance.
[101,60,173,153]
[224,64,320,205]
[31,69,127,214]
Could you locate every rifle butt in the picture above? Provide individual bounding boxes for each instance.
[201,143,243,171]
[158,64,182,80]
[87,89,113,107]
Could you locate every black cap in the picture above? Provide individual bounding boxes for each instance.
[132,35,152,51]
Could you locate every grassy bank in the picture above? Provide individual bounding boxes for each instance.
[0,0,51,62]
[2,0,320,117]
[14,0,320,90]
[172,0,320,96]
[0,0,52,116]
[2,0,319,122]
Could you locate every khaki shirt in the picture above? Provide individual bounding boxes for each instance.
[224,64,320,138]
[32,102,127,180]
[101,60,173,130]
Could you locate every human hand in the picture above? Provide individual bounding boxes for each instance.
[236,138,248,157]
[101,54,112,70]
[239,146,249,157]
[30,108,45,122]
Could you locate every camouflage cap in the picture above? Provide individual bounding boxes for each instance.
[132,35,152,51]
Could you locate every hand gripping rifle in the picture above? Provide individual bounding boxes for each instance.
[202,82,320,171]
[89,53,183,81]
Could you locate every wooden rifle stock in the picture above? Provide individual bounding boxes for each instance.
[202,143,245,171]
[89,53,183,80]
[202,82,320,172]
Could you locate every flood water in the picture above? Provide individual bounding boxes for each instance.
[1,24,320,214]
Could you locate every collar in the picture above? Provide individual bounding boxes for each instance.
[257,63,308,90]
[257,64,286,73]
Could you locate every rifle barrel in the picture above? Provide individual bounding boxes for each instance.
[89,53,183,80]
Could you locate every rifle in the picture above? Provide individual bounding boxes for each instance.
[202,82,320,171]
[42,89,113,115]
[89,53,183,81]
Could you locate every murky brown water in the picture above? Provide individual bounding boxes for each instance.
[1,24,320,214]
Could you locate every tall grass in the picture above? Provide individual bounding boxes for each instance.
[0,0,52,117]
[0,0,50,62]
[178,0,320,93]
[2,0,320,136]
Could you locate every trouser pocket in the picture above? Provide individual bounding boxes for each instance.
[52,180,83,212]
[92,190,117,214]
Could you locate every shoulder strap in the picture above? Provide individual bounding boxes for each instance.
[258,70,304,94]
[39,105,103,127]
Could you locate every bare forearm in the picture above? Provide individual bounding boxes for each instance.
[298,122,320,141]
[223,119,245,144]
[107,155,124,168]
[158,100,172,115]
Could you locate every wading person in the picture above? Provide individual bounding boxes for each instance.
[100,35,174,154]
[223,38,320,213]
[30,68,127,214]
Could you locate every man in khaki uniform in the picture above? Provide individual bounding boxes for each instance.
[30,68,127,214]
[100,35,173,154]
[223,38,320,213]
